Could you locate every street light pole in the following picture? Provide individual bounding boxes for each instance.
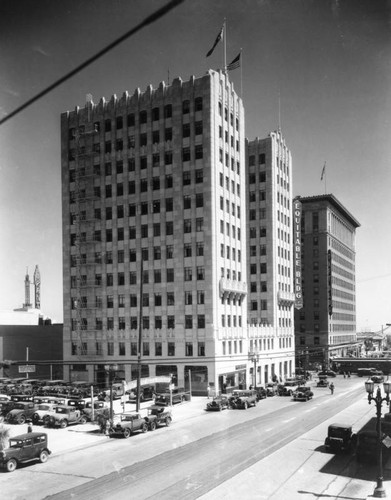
[249,352,259,389]
[365,379,391,498]
[104,364,118,424]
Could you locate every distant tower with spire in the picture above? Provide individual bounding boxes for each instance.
[33,265,41,309]
[23,268,32,309]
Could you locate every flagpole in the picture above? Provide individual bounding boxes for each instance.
[224,18,227,72]
[240,48,243,99]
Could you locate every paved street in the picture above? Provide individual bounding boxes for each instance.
[1,375,389,500]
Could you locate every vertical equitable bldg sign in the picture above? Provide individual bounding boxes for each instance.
[293,198,303,309]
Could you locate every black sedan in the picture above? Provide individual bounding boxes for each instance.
[205,395,230,411]
[318,370,337,378]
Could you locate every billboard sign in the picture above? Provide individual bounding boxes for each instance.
[293,198,303,309]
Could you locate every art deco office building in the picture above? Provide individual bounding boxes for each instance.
[294,195,360,366]
[61,70,248,393]
[245,131,296,385]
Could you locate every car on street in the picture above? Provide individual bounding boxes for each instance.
[0,432,51,472]
[317,375,329,388]
[109,412,148,438]
[255,387,267,400]
[371,371,384,383]
[44,406,88,428]
[5,401,38,424]
[292,386,313,401]
[279,380,301,397]
[144,405,173,428]
[324,423,357,453]
[318,370,337,378]
[32,403,59,424]
[155,390,187,406]
[229,390,257,409]
[205,395,230,411]
[82,400,110,422]
[265,383,278,397]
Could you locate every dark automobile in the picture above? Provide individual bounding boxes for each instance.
[279,380,301,397]
[266,383,278,397]
[292,386,313,401]
[145,405,173,428]
[109,413,148,438]
[229,390,257,409]
[255,387,267,400]
[205,395,230,411]
[0,432,51,472]
[371,371,384,383]
[356,430,390,463]
[357,368,378,377]
[317,376,329,388]
[324,423,357,453]
[155,390,187,406]
[5,402,38,424]
[127,386,156,403]
[318,370,337,378]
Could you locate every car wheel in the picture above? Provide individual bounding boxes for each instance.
[59,419,68,429]
[149,421,156,431]
[18,415,26,425]
[123,428,131,439]
[6,459,17,472]
[80,416,87,424]
[39,450,49,463]
[141,423,148,433]
[32,413,40,424]
[165,417,172,427]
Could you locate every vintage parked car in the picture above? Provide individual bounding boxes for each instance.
[229,390,257,409]
[109,412,148,438]
[255,387,267,400]
[205,395,230,411]
[5,402,38,424]
[0,432,51,472]
[317,376,329,388]
[279,380,301,397]
[155,390,187,406]
[82,401,110,422]
[44,406,87,428]
[371,371,384,383]
[292,386,313,401]
[318,370,337,378]
[266,383,279,397]
[324,423,357,453]
[144,405,173,429]
[357,368,378,377]
[127,386,156,403]
[32,403,59,424]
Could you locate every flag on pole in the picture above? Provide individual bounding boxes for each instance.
[206,25,224,57]
[227,52,241,71]
[320,162,326,181]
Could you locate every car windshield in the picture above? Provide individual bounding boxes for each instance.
[55,407,67,414]
[330,427,349,437]
[38,404,51,410]
[9,439,23,448]
[14,403,26,409]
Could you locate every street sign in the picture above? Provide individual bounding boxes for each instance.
[18,365,36,373]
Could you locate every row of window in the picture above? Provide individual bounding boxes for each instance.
[221,315,243,327]
[219,173,241,195]
[70,217,204,245]
[219,197,241,218]
[72,314,206,331]
[220,244,242,261]
[71,339,205,357]
[70,99,204,136]
[70,267,207,288]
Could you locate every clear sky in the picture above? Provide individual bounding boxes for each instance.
[0,0,390,331]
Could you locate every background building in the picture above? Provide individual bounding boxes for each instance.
[246,131,296,385]
[294,194,360,368]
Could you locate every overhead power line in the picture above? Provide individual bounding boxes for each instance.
[0,0,185,126]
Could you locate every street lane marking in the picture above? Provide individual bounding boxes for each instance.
[282,417,296,423]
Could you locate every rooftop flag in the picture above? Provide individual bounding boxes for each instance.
[227,52,241,71]
[206,25,224,57]
[321,162,326,181]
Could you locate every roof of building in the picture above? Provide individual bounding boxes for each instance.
[298,194,360,228]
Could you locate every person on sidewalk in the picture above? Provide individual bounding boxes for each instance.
[207,384,211,399]
[330,382,335,395]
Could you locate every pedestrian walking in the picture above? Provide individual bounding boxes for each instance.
[207,384,211,399]
[347,371,351,378]
[330,383,334,395]
[27,423,33,433]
